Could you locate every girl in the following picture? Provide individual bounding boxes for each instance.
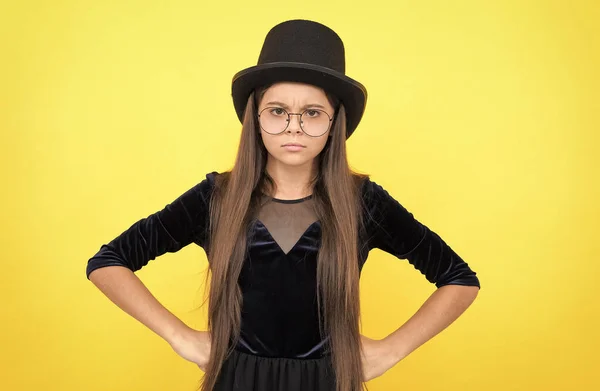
[86,19,480,391]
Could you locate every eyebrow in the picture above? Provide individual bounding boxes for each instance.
[263,101,327,110]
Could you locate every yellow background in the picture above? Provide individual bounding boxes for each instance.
[2,0,598,390]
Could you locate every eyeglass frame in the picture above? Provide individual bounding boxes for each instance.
[257,106,335,137]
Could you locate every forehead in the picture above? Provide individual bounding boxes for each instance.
[261,82,328,102]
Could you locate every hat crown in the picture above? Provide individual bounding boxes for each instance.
[257,20,346,74]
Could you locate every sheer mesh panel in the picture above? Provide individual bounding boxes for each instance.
[254,195,318,254]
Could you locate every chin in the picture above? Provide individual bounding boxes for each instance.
[272,153,314,167]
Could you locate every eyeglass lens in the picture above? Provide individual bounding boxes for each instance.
[259,107,331,136]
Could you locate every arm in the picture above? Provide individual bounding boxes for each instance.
[382,284,479,362]
[86,172,218,346]
[89,266,212,370]
[360,178,480,378]
[88,266,192,345]
[86,171,217,279]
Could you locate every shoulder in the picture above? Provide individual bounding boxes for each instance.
[353,174,390,227]
[192,170,224,198]
[167,171,224,211]
[356,175,416,227]
[356,174,392,211]
[204,170,222,185]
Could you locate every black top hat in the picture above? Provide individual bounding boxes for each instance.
[231,19,368,139]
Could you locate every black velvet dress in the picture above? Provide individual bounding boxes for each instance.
[86,171,480,390]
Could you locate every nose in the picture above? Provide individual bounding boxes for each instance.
[286,113,302,133]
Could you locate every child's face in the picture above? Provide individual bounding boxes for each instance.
[257,82,334,170]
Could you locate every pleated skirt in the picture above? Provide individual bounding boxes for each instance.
[213,348,336,391]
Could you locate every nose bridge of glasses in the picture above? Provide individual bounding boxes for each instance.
[287,112,304,128]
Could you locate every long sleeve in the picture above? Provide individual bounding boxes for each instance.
[85,171,218,279]
[361,177,480,289]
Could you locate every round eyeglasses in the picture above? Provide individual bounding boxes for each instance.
[258,107,334,137]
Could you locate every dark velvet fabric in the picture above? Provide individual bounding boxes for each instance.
[86,171,480,360]
[214,349,335,391]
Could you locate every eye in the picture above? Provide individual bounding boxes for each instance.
[270,107,286,116]
[305,109,320,117]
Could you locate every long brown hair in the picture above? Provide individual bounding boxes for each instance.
[198,84,369,391]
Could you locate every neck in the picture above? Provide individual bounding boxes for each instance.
[265,157,317,198]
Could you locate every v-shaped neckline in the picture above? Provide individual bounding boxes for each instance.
[253,218,321,255]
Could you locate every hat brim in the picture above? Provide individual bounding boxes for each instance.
[232,62,367,138]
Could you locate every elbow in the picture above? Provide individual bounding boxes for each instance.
[86,258,134,281]
[435,274,481,291]
[86,244,138,280]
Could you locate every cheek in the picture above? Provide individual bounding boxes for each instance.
[308,137,329,155]
[260,133,279,154]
